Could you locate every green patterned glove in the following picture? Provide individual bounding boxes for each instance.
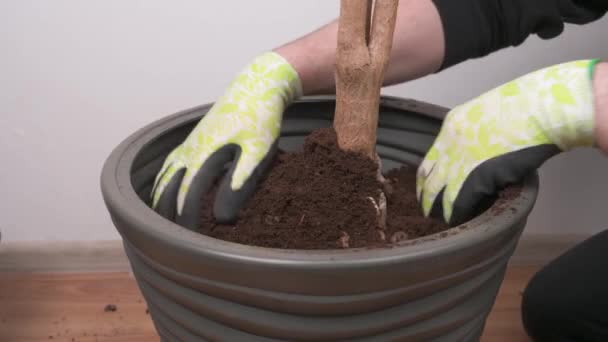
[151,52,301,229]
[417,59,599,225]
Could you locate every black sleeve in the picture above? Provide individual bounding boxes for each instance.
[432,0,608,70]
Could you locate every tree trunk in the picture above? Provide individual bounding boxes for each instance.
[333,0,399,161]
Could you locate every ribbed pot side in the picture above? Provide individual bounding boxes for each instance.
[101,96,538,342]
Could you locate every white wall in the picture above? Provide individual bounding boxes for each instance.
[0,1,606,241]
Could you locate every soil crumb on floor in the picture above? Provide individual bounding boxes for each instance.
[103,304,117,312]
[200,128,450,249]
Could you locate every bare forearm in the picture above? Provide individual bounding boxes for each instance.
[273,21,338,95]
[595,62,608,154]
[274,0,444,95]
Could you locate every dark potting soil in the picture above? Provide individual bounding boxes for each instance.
[199,128,520,249]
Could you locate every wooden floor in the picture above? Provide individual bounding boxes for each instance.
[0,267,537,342]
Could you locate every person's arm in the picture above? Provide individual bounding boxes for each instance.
[274,0,445,95]
[434,0,608,69]
[595,62,608,154]
[274,0,608,95]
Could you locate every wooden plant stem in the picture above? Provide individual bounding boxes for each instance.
[332,0,398,234]
[333,0,399,161]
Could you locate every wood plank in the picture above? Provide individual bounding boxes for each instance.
[0,267,541,341]
[509,234,585,266]
[0,272,157,342]
[480,266,538,342]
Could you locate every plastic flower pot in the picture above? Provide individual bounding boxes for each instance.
[101,95,539,341]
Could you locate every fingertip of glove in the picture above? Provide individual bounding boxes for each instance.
[428,187,448,222]
[213,174,255,225]
[213,204,239,225]
[154,168,186,222]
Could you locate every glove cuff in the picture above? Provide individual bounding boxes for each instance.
[264,51,303,99]
[532,60,597,150]
[589,58,601,80]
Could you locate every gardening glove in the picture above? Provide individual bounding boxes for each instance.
[151,52,301,229]
[417,59,599,226]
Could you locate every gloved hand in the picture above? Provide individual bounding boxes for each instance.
[151,52,301,229]
[417,59,599,225]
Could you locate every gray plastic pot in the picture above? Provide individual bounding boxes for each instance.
[101,96,538,341]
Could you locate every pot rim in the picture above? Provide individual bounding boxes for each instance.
[101,95,539,267]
